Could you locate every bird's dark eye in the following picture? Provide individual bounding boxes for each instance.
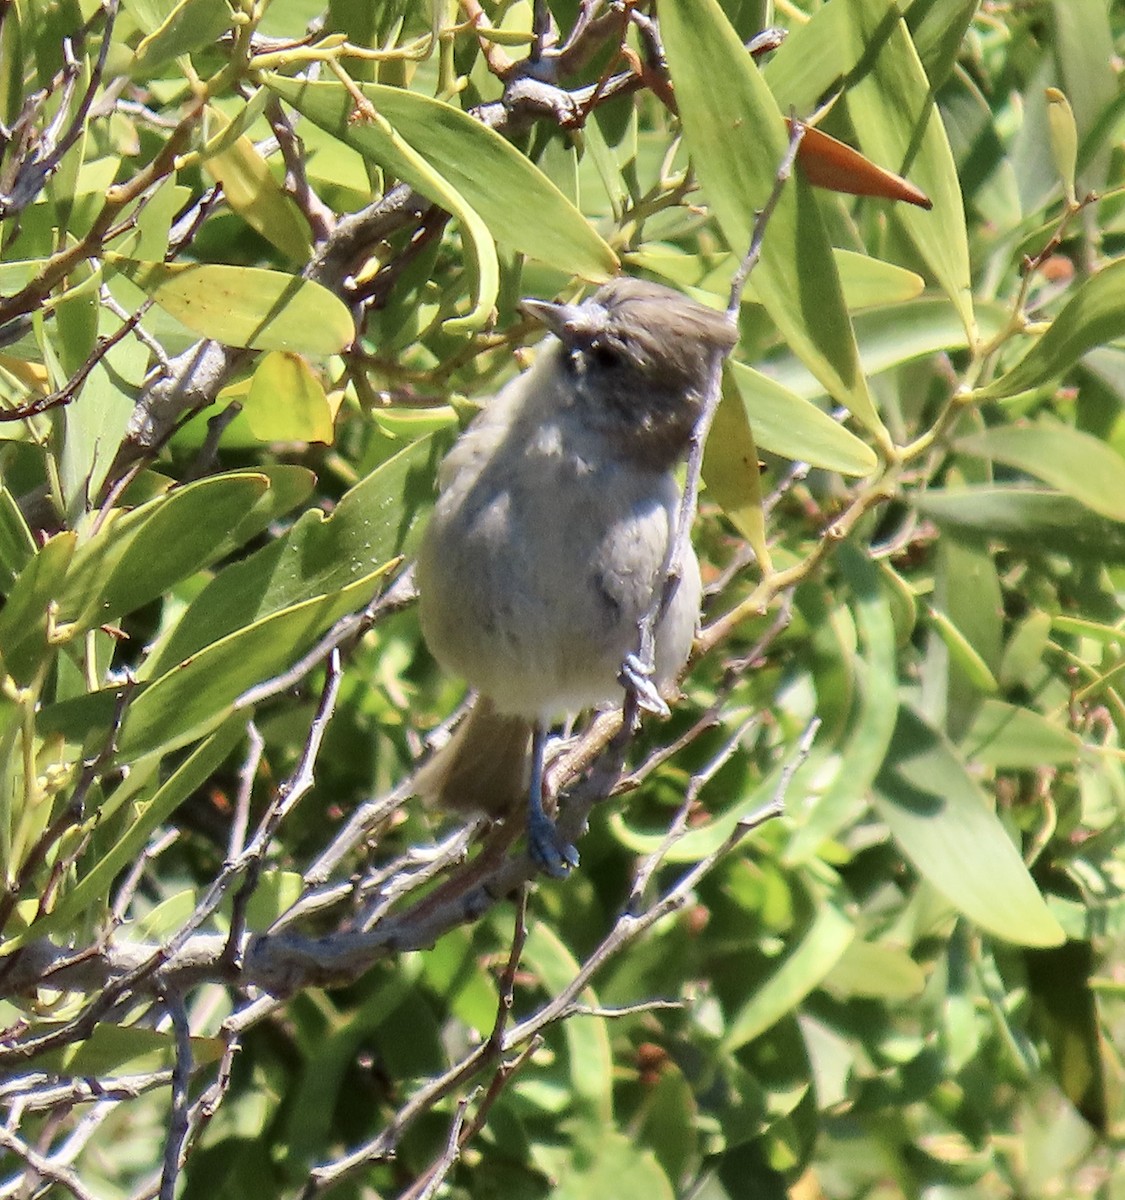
[589,342,622,370]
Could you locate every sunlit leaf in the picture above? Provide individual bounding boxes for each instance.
[105,255,354,353]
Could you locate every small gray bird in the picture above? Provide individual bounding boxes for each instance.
[415,277,737,875]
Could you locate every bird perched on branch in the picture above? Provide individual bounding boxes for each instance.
[415,277,737,875]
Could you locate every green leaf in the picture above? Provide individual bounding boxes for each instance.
[127,0,234,77]
[723,901,855,1050]
[975,259,1125,401]
[147,435,436,675]
[0,533,76,685]
[955,421,1125,522]
[729,361,878,476]
[703,376,771,569]
[961,699,1080,769]
[118,562,393,757]
[523,923,613,1120]
[786,545,898,862]
[50,1024,224,1075]
[0,484,36,591]
[264,74,617,283]
[629,246,924,311]
[553,1131,674,1200]
[244,351,335,443]
[872,706,1065,948]
[201,106,313,262]
[3,717,247,953]
[1026,941,1109,1128]
[823,938,927,1000]
[915,485,1125,562]
[768,297,1008,399]
[843,0,975,337]
[59,472,277,633]
[1044,88,1079,204]
[763,1,850,114]
[261,77,499,332]
[659,0,887,445]
[926,604,999,695]
[104,255,354,354]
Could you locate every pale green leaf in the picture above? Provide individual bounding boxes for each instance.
[873,706,1066,947]
[104,255,354,353]
[729,361,878,476]
[955,421,1125,522]
[974,259,1125,401]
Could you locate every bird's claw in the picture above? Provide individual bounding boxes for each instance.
[527,809,579,878]
[620,652,671,717]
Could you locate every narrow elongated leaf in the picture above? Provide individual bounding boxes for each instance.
[844,0,975,337]
[264,75,617,283]
[59,473,275,632]
[105,255,354,353]
[723,902,855,1050]
[787,545,898,862]
[955,422,1125,522]
[767,298,1008,398]
[127,0,232,76]
[119,563,394,758]
[703,376,771,569]
[729,361,878,476]
[961,699,1080,769]
[0,485,36,590]
[873,706,1065,947]
[3,717,246,952]
[916,486,1125,562]
[147,435,437,675]
[660,0,887,444]
[523,924,613,1118]
[261,78,500,331]
[974,259,1125,400]
[201,106,312,261]
[0,532,76,683]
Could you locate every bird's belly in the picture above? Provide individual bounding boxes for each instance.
[418,461,692,721]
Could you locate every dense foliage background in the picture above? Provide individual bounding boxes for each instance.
[2,0,1124,1196]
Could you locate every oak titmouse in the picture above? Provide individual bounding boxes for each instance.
[415,278,737,875]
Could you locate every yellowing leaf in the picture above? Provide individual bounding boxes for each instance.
[202,107,312,262]
[245,352,335,443]
[105,255,354,354]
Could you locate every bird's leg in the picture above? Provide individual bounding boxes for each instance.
[526,722,579,877]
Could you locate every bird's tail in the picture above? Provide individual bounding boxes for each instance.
[413,696,533,817]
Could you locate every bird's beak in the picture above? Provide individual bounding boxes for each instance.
[519,297,602,342]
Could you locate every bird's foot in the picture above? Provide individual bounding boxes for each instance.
[620,652,671,717]
[527,808,579,878]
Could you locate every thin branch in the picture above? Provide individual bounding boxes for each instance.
[0,1126,98,1200]
[157,990,193,1200]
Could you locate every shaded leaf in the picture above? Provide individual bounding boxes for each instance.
[915,485,1125,562]
[4,717,247,952]
[872,706,1065,947]
[201,106,313,261]
[723,901,855,1050]
[703,375,771,570]
[955,422,1125,522]
[844,0,975,336]
[961,699,1080,769]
